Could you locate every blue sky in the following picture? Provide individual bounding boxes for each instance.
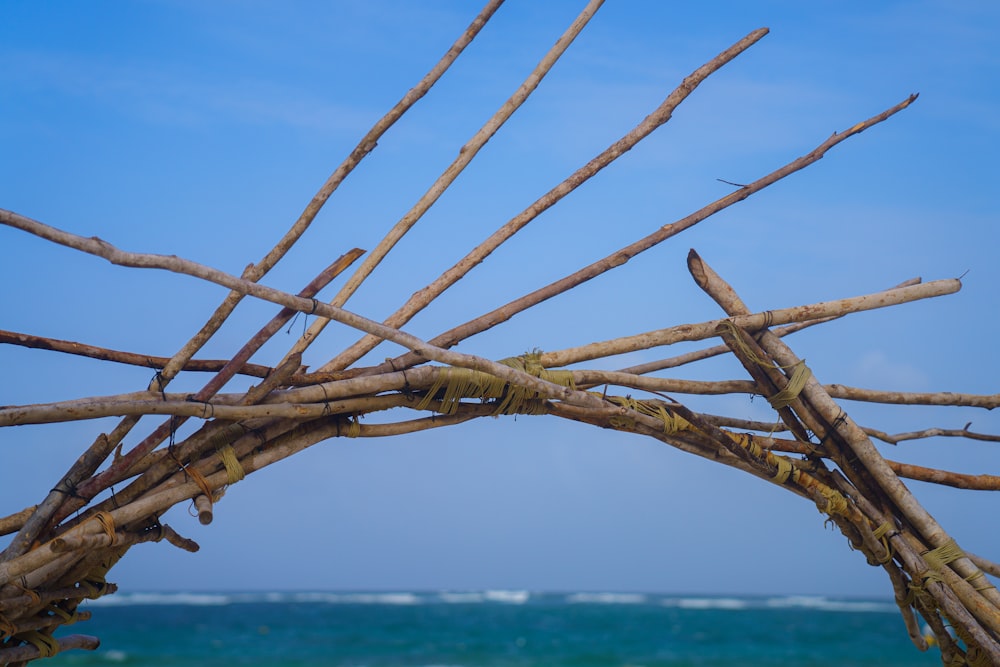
[1,1,999,597]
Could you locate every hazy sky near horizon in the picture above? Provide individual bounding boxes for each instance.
[2,1,999,597]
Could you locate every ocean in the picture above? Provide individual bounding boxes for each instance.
[47,591,941,666]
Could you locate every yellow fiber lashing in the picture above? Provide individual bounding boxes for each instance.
[730,432,798,485]
[217,444,245,484]
[872,521,895,564]
[47,604,79,625]
[15,630,60,658]
[92,511,116,542]
[347,414,362,438]
[816,485,849,516]
[717,320,812,410]
[654,403,688,435]
[742,434,764,458]
[923,539,965,573]
[415,367,508,414]
[770,455,795,485]
[605,396,690,435]
[494,352,575,415]
[768,361,812,410]
[718,320,772,366]
[608,415,637,431]
[416,352,574,416]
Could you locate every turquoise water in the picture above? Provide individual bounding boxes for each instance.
[47,591,941,666]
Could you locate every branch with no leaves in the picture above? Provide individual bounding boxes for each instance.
[0,1,506,566]
[322,26,772,371]
[356,94,918,377]
[275,0,611,375]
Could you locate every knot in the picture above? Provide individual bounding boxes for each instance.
[767,361,811,409]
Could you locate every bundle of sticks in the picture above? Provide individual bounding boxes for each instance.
[1,2,997,664]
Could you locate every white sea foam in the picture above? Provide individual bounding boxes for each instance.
[83,589,895,613]
[669,597,750,610]
[483,590,530,604]
[88,591,424,606]
[438,591,487,604]
[566,592,647,605]
[87,592,232,606]
[765,595,828,609]
[318,592,421,605]
[289,592,343,604]
[765,596,895,613]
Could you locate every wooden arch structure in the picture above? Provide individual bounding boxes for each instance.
[1,2,999,664]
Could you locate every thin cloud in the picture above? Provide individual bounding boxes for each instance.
[848,350,930,392]
[0,49,377,134]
